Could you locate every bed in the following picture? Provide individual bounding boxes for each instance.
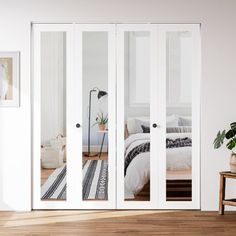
[124,115,192,200]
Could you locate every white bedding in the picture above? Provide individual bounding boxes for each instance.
[124,132,192,199]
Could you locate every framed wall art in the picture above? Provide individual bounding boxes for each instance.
[0,52,20,107]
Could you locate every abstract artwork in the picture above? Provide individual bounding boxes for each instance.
[0,52,20,107]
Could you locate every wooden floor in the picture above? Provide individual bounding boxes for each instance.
[82,152,108,160]
[41,168,55,186]
[0,210,236,235]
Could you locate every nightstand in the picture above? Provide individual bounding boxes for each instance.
[219,171,236,215]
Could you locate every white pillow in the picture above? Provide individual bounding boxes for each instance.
[179,116,192,126]
[126,114,180,134]
[166,114,179,127]
[127,117,149,134]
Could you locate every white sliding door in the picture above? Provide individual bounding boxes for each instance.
[74,24,116,209]
[33,23,200,210]
[116,24,201,209]
[116,24,159,209]
[33,24,116,209]
[157,24,201,209]
[33,24,73,209]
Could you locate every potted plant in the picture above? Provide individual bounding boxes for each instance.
[214,122,236,173]
[93,112,108,131]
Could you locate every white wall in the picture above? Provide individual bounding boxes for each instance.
[124,31,192,120]
[41,32,66,145]
[0,0,236,211]
[40,32,107,149]
[124,32,150,120]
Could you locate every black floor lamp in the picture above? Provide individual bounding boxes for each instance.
[84,87,107,157]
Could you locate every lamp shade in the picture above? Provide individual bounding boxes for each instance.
[97,90,107,99]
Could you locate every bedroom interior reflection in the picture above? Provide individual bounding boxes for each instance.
[39,31,192,202]
[123,31,193,202]
[40,32,67,201]
[124,31,151,201]
[40,32,109,202]
[166,31,193,201]
[82,32,109,201]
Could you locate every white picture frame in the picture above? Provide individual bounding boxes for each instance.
[0,51,20,107]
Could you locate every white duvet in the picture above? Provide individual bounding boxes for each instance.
[124,132,192,199]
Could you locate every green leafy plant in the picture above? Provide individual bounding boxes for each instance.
[213,122,236,153]
[93,112,108,126]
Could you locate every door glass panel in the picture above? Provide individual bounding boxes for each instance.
[40,32,67,201]
[124,31,150,201]
[82,32,109,201]
[166,31,192,201]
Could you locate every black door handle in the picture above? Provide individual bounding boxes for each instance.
[76,123,81,128]
[152,123,158,128]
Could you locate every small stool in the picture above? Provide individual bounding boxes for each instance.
[219,171,236,215]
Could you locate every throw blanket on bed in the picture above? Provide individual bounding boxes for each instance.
[166,137,192,148]
[124,137,192,176]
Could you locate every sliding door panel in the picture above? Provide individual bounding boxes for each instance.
[33,24,73,209]
[33,23,200,210]
[75,25,116,209]
[166,30,193,202]
[158,24,201,209]
[117,25,158,209]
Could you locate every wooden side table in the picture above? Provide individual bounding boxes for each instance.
[98,129,108,158]
[219,171,236,215]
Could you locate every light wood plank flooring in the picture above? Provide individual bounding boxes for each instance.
[0,210,236,235]
[41,168,55,186]
[82,152,108,160]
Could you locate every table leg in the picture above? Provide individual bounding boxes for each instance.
[219,175,226,215]
[99,133,106,158]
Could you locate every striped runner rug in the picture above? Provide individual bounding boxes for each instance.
[83,160,108,200]
[41,160,108,200]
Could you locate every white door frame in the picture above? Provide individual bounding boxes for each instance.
[33,23,201,210]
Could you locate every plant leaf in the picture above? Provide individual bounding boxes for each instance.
[226,138,236,150]
[213,130,226,149]
[92,122,99,127]
[97,113,102,120]
[225,129,236,139]
[230,122,236,131]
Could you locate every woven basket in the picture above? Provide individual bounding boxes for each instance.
[50,134,67,162]
[41,145,65,169]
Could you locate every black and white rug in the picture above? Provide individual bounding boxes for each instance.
[83,160,108,200]
[41,160,108,200]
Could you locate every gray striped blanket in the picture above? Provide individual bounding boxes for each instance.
[124,137,192,176]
